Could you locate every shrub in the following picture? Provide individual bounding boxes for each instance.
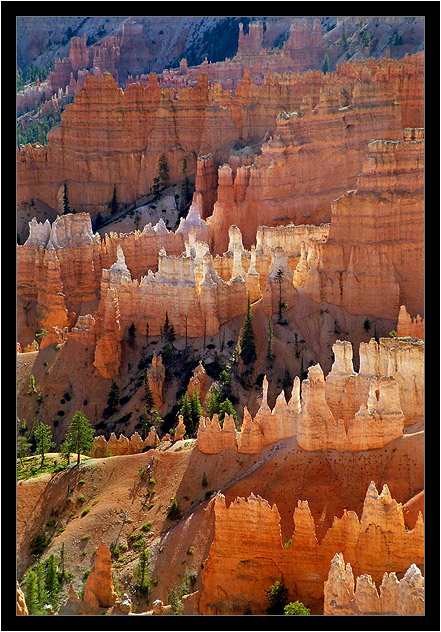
[167,498,181,520]
[81,508,91,517]
[284,601,311,615]
[265,580,288,615]
[141,522,152,532]
[77,496,86,503]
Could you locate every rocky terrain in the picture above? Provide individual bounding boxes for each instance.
[16,15,424,619]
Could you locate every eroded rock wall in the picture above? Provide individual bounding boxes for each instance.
[199,483,423,614]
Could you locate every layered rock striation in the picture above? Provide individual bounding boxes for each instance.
[296,138,424,320]
[199,482,424,614]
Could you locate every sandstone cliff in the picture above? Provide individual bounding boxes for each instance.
[17,54,423,222]
[324,553,424,615]
[297,138,424,320]
[199,482,424,614]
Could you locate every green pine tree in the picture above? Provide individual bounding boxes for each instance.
[106,380,120,415]
[44,554,59,606]
[191,388,203,430]
[35,560,48,610]
[341,23,349,49]
[207,389,220,419]
[239,295,257,366]
[63,182,70,214]
[322,53,330,74]
[179,392,193,427]
[34,421,55,467]
[17,435,31,467]
[144,373,155,412]
[135,547,151,594]
[24,570,40,615]
[284,600,311,615]
[159,153,170,189]
[218,398,238,426]
[267,316,274,362]
[265,580,288,615]
[65,411,95,466]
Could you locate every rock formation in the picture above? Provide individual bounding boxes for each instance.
[298,138,424,320]
[17,582,28,615]
[90,429,159,458]
[17,54,423,222]
[174,416,186,441]
[197,334,423,454]
[396,304,424,339]
[146,353,166,409]
[83,541,118,609]
[324,553,424,615]
[199,482,424,614]
[196,414,238,454]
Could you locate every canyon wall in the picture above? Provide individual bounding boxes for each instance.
[296,137,424,320]
[17,54,423,222]
[324,553,424,615]
[199,482,424,614]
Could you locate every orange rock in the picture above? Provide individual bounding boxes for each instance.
[83,541,118,608]
[147,353,166,409]
[199,482,424,614]
[396,304,424,339]
[16,582,28,615]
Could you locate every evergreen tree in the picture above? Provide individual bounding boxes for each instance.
[158,153,170,189]
[218,398,238,426]
[24,570,40,615]
[128,322,136,347]
[267,316,274,362]
[60,439,72,465]
[207,389,220,419]
[265,580,289,615]
[274,269,287,322]
[135,547,151,594]
[59,543,67,583]
[106,380,120,415]
[65,411,95,466]
[63,182,70,214]
[17,435,31,467]
[361,29,371,47]
[341,23,349,49]
[44,554,59,605]
[162,311,176,343]
[191,388,203,430]
[239,295,257,366]
[179,392,193,427]
[110,185,118,214]
[322,53,330,74]
[146,321,150,345]
[34,421,55,467]
[35,560,48,610]
[144,373,155,412]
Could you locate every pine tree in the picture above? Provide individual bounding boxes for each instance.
[44,554,59,605]
[146,322,150,345]
[128,322,136,348]
[322,53,330,74]
[34,421,55,467]
[63,182,70,214]
[144,373,155,412]
[135,547,151,594]
[35,560,48,610]
[159,153,170,189]
[179,392,193,427]
[110,185,118,214]
[17,435,31,467]
[239,295,257,366]
[59,543,67,582]
[24,570,40,615]
[65,411,95,466]
[60,439,72,465]
[106,380,120,415]
[218,398,238,426]
[191,388,203,428]
[274,269,287,322]
[267,316,274,362]
[207,389,220,419]
[341,24,349,49]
